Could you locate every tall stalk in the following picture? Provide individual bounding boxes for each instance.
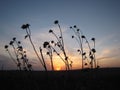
[53,20,70,70]
[70,25,97,69]
[4,45,17,65]
[39,47,47,71]
[70,26,84,69]
[43,41,68,70]
[21,24,47,71]
[43,42,54,71]
[52,46,68,69]
[13,37,33,71]
[9,41,21,70]
[91,38,97,68]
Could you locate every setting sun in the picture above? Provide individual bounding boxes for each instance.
[54,62,62,71]
[55,66,61,71]
[53,58,65,71]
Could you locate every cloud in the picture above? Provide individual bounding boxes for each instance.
[96,47,120,68]
[0,54,17,70]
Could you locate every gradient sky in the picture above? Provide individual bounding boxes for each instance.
[0,0,120,70]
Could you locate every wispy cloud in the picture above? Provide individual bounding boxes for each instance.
[0,55,17,70]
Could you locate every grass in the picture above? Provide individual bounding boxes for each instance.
[0,68,120,90]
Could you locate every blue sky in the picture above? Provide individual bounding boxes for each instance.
[0,0,120,70]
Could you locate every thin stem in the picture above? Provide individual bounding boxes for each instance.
[25,29,45,70]
[78,33,84,69]
[93,41,97,68]
[85,38,91,50]
[39,47,47,71]
[50,46,68,68]
[12,45,18,58]
[48,47,54,71]
[62,49,70,70]
[58,24,64,47]
[51,30,70,70]
[7,49,17,65]
[52,32,61,44]
[50,51,54,71]
[57,24,70,70]
[28,27,31,36]
[11,45,21,70]
[71,27,84,69]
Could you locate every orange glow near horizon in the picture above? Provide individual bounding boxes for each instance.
[27,48,120,70]
[52,55,82,71]
[53,57,66,71]
[55,66,61,71]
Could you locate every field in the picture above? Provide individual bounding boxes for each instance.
[0,68,120,90]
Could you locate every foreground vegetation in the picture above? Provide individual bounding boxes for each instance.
[4,20,98,71]
[0,68,120,90]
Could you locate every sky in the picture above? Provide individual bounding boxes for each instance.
[0,0,120,70]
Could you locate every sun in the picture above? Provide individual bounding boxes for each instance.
[54,63,62,71]
[55,66,61,71]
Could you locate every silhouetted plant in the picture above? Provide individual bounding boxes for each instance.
[48,20,71,70]
[12,38,24,69]
[43,41,69,70]
[9,40,22,70]
[4,45,17,66]
[43,41,54,71]
[13,37,21,47]
[39,47,47,71]
[3,20,99,71]
[81,35,97,69]
[5,37,33,71]
[70,26,84,69]
[91,37,97,68]
[17,43,33,71]
[70,25,97,69]
[12,37,31,70]
[21,24,47,71]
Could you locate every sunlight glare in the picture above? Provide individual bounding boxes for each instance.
[55,66,61,71]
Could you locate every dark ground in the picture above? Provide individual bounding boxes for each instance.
[0,68,120,90]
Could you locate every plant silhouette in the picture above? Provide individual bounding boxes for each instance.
[4,20,98,71]
[48,20,71,70]
[9,40,22,70]
[43,41,54,71]
[70,26,85,69]
[12,37,33,71]
[70,25,97,69]
[4,45,18,66]
[91,38,97,68]
[5,37,33,71]
[43,41,68,70]
[21,24,47,71]
[39,47,48,71]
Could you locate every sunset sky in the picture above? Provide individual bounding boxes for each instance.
[0,0,120,70]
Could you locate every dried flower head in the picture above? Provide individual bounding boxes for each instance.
[4,45,8,49]
[9,41,14,45]
[43,41,49,48]
[72,35,74,38]
[81,35,85,38]
[73,25,77,28]
[54,20,59,24]
[49,29,53,33]
[13,37,16,41]
[51,40,54,44]
[91,38,95,41]
[91,48,96,53]
[70,26,72,29]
